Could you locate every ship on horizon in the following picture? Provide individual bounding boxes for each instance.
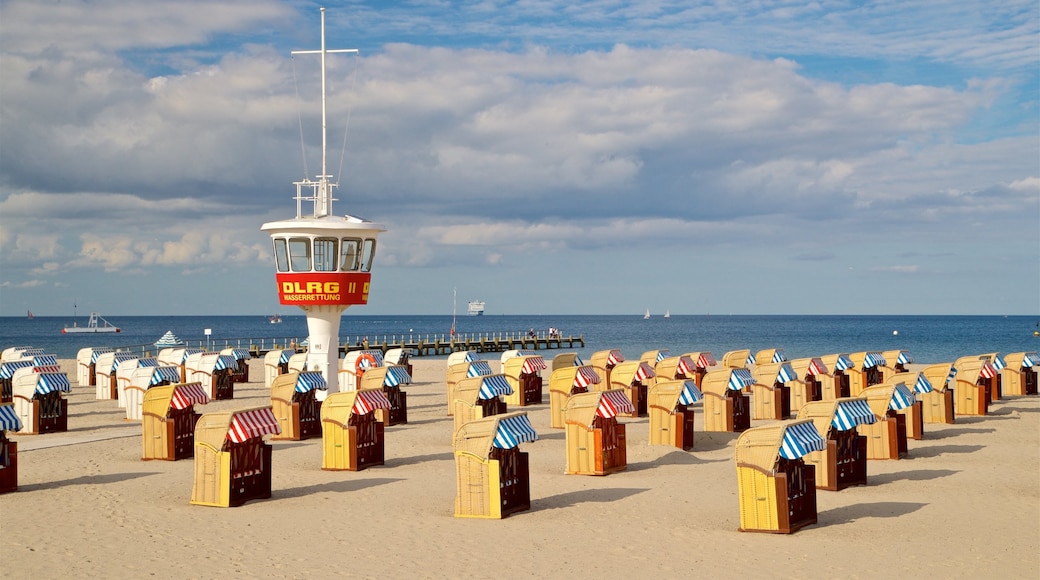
[467,301,485,316]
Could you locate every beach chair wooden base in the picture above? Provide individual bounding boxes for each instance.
[376,387,407,426]
[517,375,543,406]
[143,408,202,461]
[28,395,68,435]
[752,385,791,421]
[454,448,531,519]
[986,377,1001,403]
[1,379,11,404]
[703,391,750,433]
[565,417,626,476]
[819,373,851,400]
[273,396,322,441]
[789,380,819,415]
[191,441,273,507]
[0,438,17,494]
[921,390,955,424]
[898,401,924,440]
[549,386,586,429]
[737,459,817,534]
[213,372,234,400]
[1004,370,1038,396]
[621,384,648,418]
[804,431,867,491]
[322,414,385,471]
[860,414,907,460]
[649,406,695,450]
[954,384,988,416]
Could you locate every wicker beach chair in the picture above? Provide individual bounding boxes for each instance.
[11,368,70,434]
[270,371,326,441]
[750,361,796,420]
[446,358,492,416]
[452,374,510,435]
[453,412,536,518]
[0,403,22,493]
[502,355,546,407]
[359,365,411,425]
[564,390,632,475]
[700,368,753,432]
[548,365,599,429]
[859,382,916,459]
[190,406,279,507]
[1001,352,1039,396]
[796,398,874,490]
[817,353,854,400]
[320,389,391,471]
[647,380,702,450]
[608,360,656,417]
[142,383,208,460]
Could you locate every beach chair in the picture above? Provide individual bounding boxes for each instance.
[735,420,824,533]
[589,349,624,388]
[124,366,182,421]
[721,349,753,370]
[94,351,134,401]
[817,354,854,400]
[700,368,753,432]
[502,354,546,407]
[880,349,913,380]
[11,368,70,434]
[847,352,886,396]
[977,353,1005,402]
[76,346,114,387]
[142,383,209,460]
[548,365,599,429]
[384,347,413,377]
[220,348,252,384]
[879,372,929,440]
[564,390,632,476]
[679,352,717,387]
[287,351,309,373]
[320,389,391,471]
[647,380,702,450]
[263,349,294,388]
[750,362,796,420]
[787,357,826,412]
[452,374,511,434]
[270,371,326,441]
[190,407,280,507]
[187,352,238,400]
[114,356,159,407]
[551,352,582,372]
[859,382,915,460]
[654,355,696,383]
[1,346,39,363]
[918,363,956,424]
[608,360,655,417]
[0,361,34,404]
[951,358,993,416]
[359,365,411,426]
[796,398,874,490]
[453,412,537,518]
[0,404,22,493]
[339,350,383,392]
[639,350,669,386]
[446,358,492,416]
[1001,352,1039,396]
[756,348,788,364]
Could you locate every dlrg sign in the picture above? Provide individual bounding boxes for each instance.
[275,272,372,306]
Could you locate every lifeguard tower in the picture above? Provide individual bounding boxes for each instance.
[260,7,385,398]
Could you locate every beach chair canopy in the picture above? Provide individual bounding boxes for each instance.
[779,421,828,459]
[979,353,1005,371]
[820,354,854,372]
[110,352,141,371]
[206,354,239,371]
[14,348,46,361]
[573,366,601,388]
[757,349,787,363]
[352,389,392,415]
[596,390,635,419]
[466,361,494,377]
[885,350,913,366]
[222,348,251,361]
[32,355,58,367]
[643,350,670,364]
[0,361,33,379]
[0,404,23,432]
[728,368,757,390]
[179,349,205,364]
[148,367,183,385]
[477,375,513,400]
[88,347,115,364]
[293,372,328,393]
[448,351,479,366]
[273,349,295,365]
[492,414,537,448]
[852,352,886,369]
[790,357,828,378]
[684,352,717,369]
[649,380,704,410]
[591,349,624,366]
[170,383,210,410]
[862,383,916,416]
[33,372,72,395]
[137,358,159,368]
[520,356,547,374]
[912,374,934,393]
[226,408,280,443]
[678,380,704,405]
[735,420,827,472]
[454,412,537,457]
[381,366,412,387]
[831,398,877,431]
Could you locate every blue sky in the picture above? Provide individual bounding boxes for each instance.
[1,0,1037,317]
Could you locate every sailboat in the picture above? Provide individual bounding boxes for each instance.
[664,310,670,319]
[644,308,651,319]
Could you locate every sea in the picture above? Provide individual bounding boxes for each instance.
[2,314,1038,363]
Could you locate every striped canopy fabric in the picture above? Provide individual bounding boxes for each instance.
[32,355,58,367]
[770,350,787,363]
[604,350,624,366]
[745,352,757,366]
[832,354,854,372]
[359,350,385,367]
[521,356,547,374]
[19,348,46,359]
[574,367,601,388]
[633,362,656,383]
[478,375,513,400]
[110,352,139,370]
[492,414,538,449]
[294,372,328,393]
[831,399,877,431]
[227,408,280,443]
[352,389,392,415]
[278,350,294,364]
[596,390,635,419]
[774,363,797,384]
[0,404,22,432]
[461,351,478,363]
[212,355,239,371]
[675,356,695,377]
[151,367,183,385]
[90,348,115,363]
[696,352,717,368]
[138,358,160,368]
[573,355,585,366]
[36,372,72,395]
[382,366,412,387]
[170,383,210,410]
[466,361,493,377]
[728,368,757,391]
[655,351,671,363]
[806,358,827,376]
[34,365,62,374]
[678,380,704,405]
[895,351,914,365]
[990,354,1005,371]
[1023,353,1040,368]
[979,362,997,380]
[181,349,205,363]
[0,361,33,379]
[913,374,934,393]
[779,421,827,459]
[862,352,886,369]
[226,349,251,360]
[888,383,917,411]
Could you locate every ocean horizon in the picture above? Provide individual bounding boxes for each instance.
[3,314,1037,363]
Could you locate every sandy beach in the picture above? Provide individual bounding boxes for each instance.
[2,357,1038,579]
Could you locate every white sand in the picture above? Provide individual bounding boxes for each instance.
[2,357,1038,579]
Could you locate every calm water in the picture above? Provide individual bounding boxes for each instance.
[2,314,1038,363]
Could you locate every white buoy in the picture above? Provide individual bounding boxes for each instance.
[893,330,899,336]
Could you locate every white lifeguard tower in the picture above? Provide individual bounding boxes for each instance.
[261,8,385,397]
